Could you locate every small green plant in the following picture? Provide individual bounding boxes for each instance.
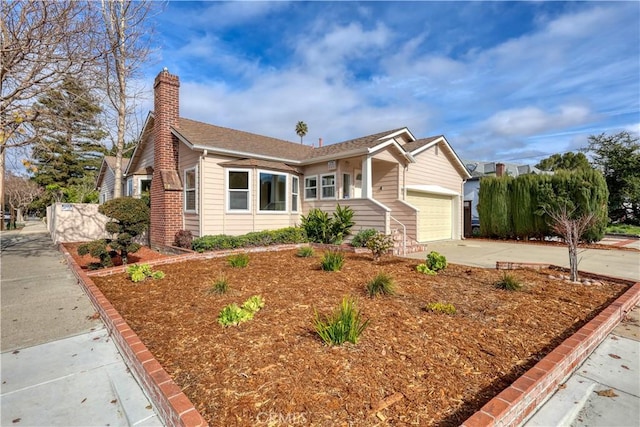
[416,264,436,275]
[126,263,164,283]
[209,274,229,294]
[351,228,378,248]
[228,253,249,268]
[297,246,315,257]
[300,205,354,244]
[313,297,370,345]
[495,273,523,291]
[366,272,395,297]
[218,295,265,327]
[425,302,457,315]
[426,251,447,272]
[321,250,345,271]
[366,232,394,262]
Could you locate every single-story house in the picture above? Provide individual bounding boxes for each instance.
[100,69,472,250]
[462,160,552,234]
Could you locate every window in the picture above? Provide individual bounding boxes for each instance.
[140,178,151,193]
[304,176,317,200]
[126,178,133,196]
[342,173,351,199]
[291,176,299,212]
[228,170,250,211]
[321,174,336,199]
[184,168,197,212]
[259,171,287,212]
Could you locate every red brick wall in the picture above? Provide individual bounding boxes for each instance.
[151,70,183,247]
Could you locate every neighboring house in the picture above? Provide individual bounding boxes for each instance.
[123,69,471,250]
[462,160,551,234]
[96,156,131,203]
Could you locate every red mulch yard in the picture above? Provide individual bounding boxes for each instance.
[77,247,630,426]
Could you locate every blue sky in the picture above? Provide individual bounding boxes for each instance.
[140,1,640,164]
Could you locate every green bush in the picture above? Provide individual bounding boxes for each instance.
[366,272,395,297]
[426,251,447,272]
[174,230,193,249]
[494,273,523,291]
[301,204,354,244]
[416,264,436,275]
[321,251,345,271]
[313,297,370,346]
[78,197,150,268]
[218,295,265,327]
[192,227,306,252]
[228,253,249,268]
[209,274,229,294]
[297,246,315,257]
[351,228,378,248]
[126,264,164,283]
[425,302,456,315]
[366,232,394,262]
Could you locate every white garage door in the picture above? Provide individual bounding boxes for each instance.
[407,191,453,242]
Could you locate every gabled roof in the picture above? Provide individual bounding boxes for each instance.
[463,160,552,178]
[96,156,130,188]
[173,118,313,163]
[306,128,408,160]
[402,136,442,153]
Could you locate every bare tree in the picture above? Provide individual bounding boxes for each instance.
[546,205,598,282]
[5,173,42,225]
[99,0,156,198]
[1,0,100,229]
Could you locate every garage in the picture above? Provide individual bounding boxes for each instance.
[406,186,458,242]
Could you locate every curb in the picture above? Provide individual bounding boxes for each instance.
[461,263,640,427]
[59,244,208,427]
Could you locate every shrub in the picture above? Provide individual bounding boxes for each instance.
[127,264,164,283]
[174,230,193,249]
[426,251,447,272]
[218,295,265,327]
[228,253,249,268]
[416,264,436,275]
[209,274,229,294]
[366,232,394,262]
[321,251,345,271]
[297,246,315,257]
[366,272,395,297]
[301,205,354,244]
[313,297,370,345]
[77,239,115,269]
[191,227,306,252]
[425,302,457,315]
[351,228,377,248]
[495,273,523,291]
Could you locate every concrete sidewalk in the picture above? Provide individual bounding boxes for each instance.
[409,239,640,427]
[1,221,162,426]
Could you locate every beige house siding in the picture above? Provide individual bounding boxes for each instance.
[372,160,400,206]
[99,168,116,203]
[178,145,200,235]
[305,199,390,235]
[386,200,418,241]
[406,144,463,193]
[138,134,156,170]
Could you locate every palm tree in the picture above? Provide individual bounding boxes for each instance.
[295,121,308,144]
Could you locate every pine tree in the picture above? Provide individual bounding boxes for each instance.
[31,77,107,200]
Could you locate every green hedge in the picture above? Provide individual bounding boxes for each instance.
[477,169,608,242]
[191,227,308,252]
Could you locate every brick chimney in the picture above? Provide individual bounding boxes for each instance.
[150,68,183,248]
[318,137,323,148]
[496,162,506,177]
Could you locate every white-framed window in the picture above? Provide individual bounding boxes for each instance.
[321,174,336,199]
[259,170,287,212]
[139,178,151,194]
[126,178,133,196]
[291,176,299,212]
[304,175,317,200]
[227,169,251,212]
[342,173,351,199]
[184,167,197,212]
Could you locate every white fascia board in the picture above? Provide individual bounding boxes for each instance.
[381,127,416,142]
[410,136,472,180]
[405,184,460,197]
[368,139,416,163]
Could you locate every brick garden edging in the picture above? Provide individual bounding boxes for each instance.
[60,245,639,427]
[461,262,640,427]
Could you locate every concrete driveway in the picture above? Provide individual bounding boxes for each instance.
[406,239,640,282]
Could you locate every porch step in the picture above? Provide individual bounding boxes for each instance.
[390,228,426,256]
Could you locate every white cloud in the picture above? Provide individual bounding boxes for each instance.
[484,104,592,138]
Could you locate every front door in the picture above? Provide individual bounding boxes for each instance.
[354,169,362,198]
